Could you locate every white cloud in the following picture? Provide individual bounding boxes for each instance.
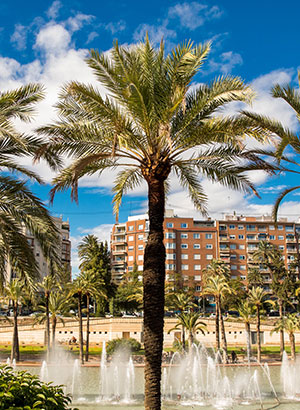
[168,2,222,30]
[86,31,99,44]
[207,51,243,74]
[34,23,71,55]
[66,13,94,33]
[46,1,62,20]
[133,22,176,45]
[105,20,126,35]
[11,24,28,50]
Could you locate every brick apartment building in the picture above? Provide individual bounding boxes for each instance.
[110,210,300,294]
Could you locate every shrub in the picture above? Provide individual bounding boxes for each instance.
[0,366,78,410]
[106,338,141,355]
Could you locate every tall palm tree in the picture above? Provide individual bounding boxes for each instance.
[272,314,300,361]
[168,311,207,348]
[248,287,274,363]
[2,279,29,361]
[236,299,253,362]
[0,84,60,288]
[37,38,271,409]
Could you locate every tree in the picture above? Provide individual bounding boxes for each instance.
[168,311,207,348]
[38,38,271,409]
[0,84,60,288]
[272,314,300,361]
[236,299,253,362]
[248,287,273,363]
[1,279,29,361]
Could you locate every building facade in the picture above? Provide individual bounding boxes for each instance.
[110,210,300,292]
[6,216,71,282]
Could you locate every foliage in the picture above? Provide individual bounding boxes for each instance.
[0,366,76,410]
[106,338,142,355]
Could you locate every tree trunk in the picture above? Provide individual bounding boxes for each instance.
[289,332,296,361]
[143,176,166,410]
[278,299,285,360]
[188,331,193,349]
[215,297,220,350]
[85,294,90,362]
[256,307,261,363]
[11,301,19,362]
[78,292,84,365]
[45,292,50,361]
[219,305,228,363]
[52,316,57,350]
[245,321,251,362]
[181,324,186,351]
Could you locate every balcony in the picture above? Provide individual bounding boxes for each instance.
[112,239,127,245]
[113,248,127,255]
[247,247,258,253]
[114,230,126,236]
[219,236,229,242]
[112,259,126,266]
[246,236,258,242]
[287,248,297,253]
[220,257,230,263]
[286,236,296,243]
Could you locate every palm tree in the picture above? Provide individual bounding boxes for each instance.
[168,311,207,348]
[0,84,60,288]
[248,287,274,363]
[2,279,29,361]
[236,299,253,362]
[37,38,271,409]
[272,314,300,361]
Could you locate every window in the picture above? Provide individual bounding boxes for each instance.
[138,255,143,261]
[128,266,133,271]
[194,244,200,249]
[246,225,256,231]
[278,235,284,240]
[128,235,134,242]
[138,244,143,250]
[195,285,201,292]
[166,242,176,249]
[166,232,176,239]
[278,225,283,230]
[269,225,275,230]
[181,254,188,259]
[220,244,228,249]
[258,225,266,231]
[230,254,237,259]
[166,222,174,228]
[231,265,237,270]
[241,275,246,280]
[128,246,134,251]
[138,224,143,230]
[286,225,294,232]
[229,235,236,239]
[240,265,246,270]
[128,255,134,261]
[194,264,201,270]
[247,235,255,240]
[181,233,188,239]
[181,223,188,228]
[138,265,143,271]
[238,225,244,230]
[239,244,245,250]
[219,225,227,231]
[194,254,201,260]
[238,235,244,240]
[231,275,237,279]
[181,264,189,270]
[138,234,144,240]
[166,253,176,260]
[166,264,176,270]
[279,245,284,250]
[205,233,212,239]
[230,244,236,249]
[193,233,200,239]
[239,255,246,260]
[206,254,213,260]
[128,226,133,231]
[206,244,213,249]
[181,244,188,249]
[229,224,236,229]
[194,275,201,281]
[269,235,275,240]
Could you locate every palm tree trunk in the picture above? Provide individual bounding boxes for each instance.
[289,332,296,361]
[181,324,186,351]
[45,292,50,361]
[245,321,251,362]
[143,176,166,410]
[279,299,285,360]
[219,305,228,363]
[188,331,193,348]
[85,294,90,362]
[256,307,261,363]
[215,297,220,350]
[78,292,84,365]
[11,301,19,362]
[52,316,57,350]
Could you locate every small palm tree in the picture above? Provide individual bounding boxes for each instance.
[2,279,29,361]
[236,299,254,362]
[248,287,274,363]
[168,311,207,348]
[38,38,271,409]
[272,314,300,361]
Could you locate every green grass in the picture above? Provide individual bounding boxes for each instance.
[0,344,46,355]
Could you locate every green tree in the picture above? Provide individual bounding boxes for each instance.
[39,38,270,408]
[169,311,207,348]
[248,287,274,363]
[272,314,300,361]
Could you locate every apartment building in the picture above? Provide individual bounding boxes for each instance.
[6,216,71,282]
[111,210,300,292]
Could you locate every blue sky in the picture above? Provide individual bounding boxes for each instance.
[2,0,300,273]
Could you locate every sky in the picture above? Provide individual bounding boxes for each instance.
[1,0,300,274]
